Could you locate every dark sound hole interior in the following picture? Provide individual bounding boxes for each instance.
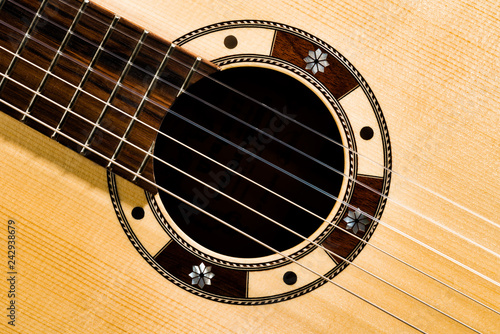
[154,67,345,258]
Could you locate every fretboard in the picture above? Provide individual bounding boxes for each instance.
[0,0,219,193]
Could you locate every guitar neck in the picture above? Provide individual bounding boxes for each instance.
[0,0,218,193]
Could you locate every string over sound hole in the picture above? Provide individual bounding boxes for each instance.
[154,67,345,258]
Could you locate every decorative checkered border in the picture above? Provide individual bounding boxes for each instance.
[107,20,392,305]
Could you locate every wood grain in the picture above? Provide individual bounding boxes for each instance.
[0,0,499,333]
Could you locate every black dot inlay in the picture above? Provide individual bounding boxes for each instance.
[360,126,374,140]
[283,271,297,285]
[131,207,145,220]
[224,35,238,49]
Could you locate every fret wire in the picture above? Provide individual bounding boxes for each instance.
[0,95,426,334]
[52,14,120,139]
[0,0,49,92]
[22,0,90,122]
[1,42,498,317]
[132,141,155,182]
[176,56,201,97]
[108,43,176,167]
[138,43,176,109]
[83,29,149,155]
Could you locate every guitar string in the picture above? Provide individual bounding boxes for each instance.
[174,47,500,231]
[0,68,498,333]
[0,18,500,314]
[0,13,500,292]
[4,0,499,280]
[1,14,499,283]
[51,0,499,231]
[0,41,496,334]
[1,76,496,334]
[0,72,485,333]
[22,0,500,260]
[10,0,496,246]
[1,97,470,334]
[1,0,498,314]
[2,3,498,271]
[7,0,496,328]
[2,0,496,328]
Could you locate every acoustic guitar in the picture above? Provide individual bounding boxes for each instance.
[1,0,498,332]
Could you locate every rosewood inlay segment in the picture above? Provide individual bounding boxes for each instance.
[271,31,359,99]
[0,0,219,193]
[322,176,384,259]
[154,241,248,298]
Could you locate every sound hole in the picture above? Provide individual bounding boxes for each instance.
[154,67,345,258]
